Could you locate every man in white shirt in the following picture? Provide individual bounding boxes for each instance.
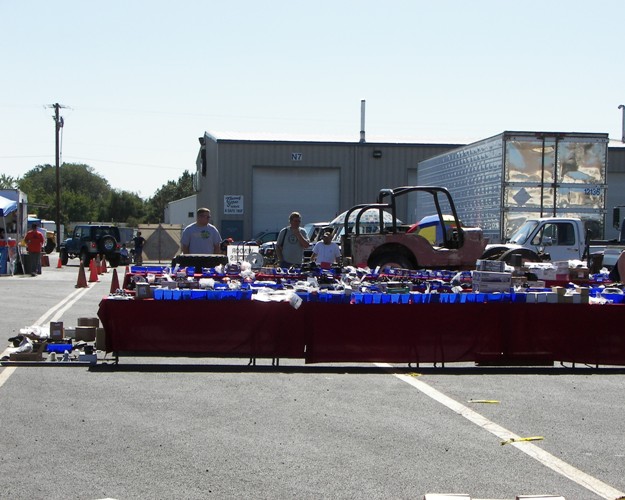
[311,231,341,269]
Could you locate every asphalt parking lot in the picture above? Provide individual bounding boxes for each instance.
[1,255,625,500]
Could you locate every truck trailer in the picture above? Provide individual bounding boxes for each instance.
[416,131,609,244]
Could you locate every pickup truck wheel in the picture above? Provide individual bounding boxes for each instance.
[44,240,55,254]
[499,248,541,266]
[60,249,69,266]
[480,248,507,260]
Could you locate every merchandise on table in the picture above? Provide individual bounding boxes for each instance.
[111,262,624,305]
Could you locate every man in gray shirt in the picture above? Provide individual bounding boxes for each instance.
[181,208,222,254]
[275,211,309,268]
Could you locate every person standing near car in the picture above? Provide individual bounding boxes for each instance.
[25,223,44,276]
[181,208,222,254]
[275,211,310,268]
[311,231,341,269]
[132,231,146,264]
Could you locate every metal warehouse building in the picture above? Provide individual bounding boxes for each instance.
[194,131,625,241]
[195,132,460,241]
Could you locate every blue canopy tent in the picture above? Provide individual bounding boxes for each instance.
[0,194,18,217]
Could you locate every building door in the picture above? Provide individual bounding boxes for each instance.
[252,167,340,235]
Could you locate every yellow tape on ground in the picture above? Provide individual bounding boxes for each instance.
[501,436,545,446]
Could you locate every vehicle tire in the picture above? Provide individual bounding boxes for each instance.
[80,250,91,268]
[480,248,507,260]
[60,249,69,266]
[371,252,414,270]
[108,255,121,268]
[44,240,55,254]
[499,248,541,266]
[98,235,117,254]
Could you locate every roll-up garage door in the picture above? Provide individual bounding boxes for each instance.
[252,167,340,234]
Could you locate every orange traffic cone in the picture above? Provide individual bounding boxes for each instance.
[101,257,107,274]
[75,263,88,288]
[109,268,120,294]
[95,255,102,275]
[57,257,62,268]
[88,259,99,282]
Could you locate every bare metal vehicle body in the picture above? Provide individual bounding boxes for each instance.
[342,186,486,270]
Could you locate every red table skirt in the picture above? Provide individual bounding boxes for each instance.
[98,299,625,365]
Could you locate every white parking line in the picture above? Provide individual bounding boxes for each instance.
[375,363,625,500]
[38,286,93,324]
[0,282,99,389]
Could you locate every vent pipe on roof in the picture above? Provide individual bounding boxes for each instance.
[360,99,366,143]
[616,104,625,144]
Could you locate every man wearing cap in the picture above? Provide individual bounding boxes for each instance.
[275,211,310,268]
[25,223,45,276]
[311,231,341,269]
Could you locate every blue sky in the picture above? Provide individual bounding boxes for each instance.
[2,0,624,198]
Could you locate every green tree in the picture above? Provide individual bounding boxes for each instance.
[107,189,145,226]
[19,163,113,225]
[0,174,20,189]
[145,170,195,223]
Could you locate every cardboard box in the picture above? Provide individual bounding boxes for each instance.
[95,328,106,350]
[49,321,64,340]
[525,265,557,281]
[476,259,506,272]
[75,326,96,342]
[472,281,511,293]
[77,317,100,328]
[471,271,512,283]
[136,283,152,299]
[9,342,47,361]
[570,267,590,280]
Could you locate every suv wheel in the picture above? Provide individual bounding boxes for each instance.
[60,249,69,266]
[99,235,117,254]
[80,250,91,268]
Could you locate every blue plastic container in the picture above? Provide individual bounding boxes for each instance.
[47,344,73,353]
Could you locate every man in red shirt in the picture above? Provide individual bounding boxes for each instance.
[25,223,45,276]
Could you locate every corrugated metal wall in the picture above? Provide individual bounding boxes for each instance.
[194,135,490,239]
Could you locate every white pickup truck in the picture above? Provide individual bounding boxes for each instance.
[600,212,625,269]
[480,217,622,269]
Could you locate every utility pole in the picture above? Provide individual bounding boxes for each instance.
[47,103,66,245]
[619,104,625,144]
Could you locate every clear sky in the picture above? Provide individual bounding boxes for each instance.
[2,0,624,199]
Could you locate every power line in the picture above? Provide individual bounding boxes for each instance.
[64,156,185,170]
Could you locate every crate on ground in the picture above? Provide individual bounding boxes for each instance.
[75,326,96,342]
[10,342,47,361]
[77,317,100,328]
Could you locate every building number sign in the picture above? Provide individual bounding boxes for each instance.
[291,152,303,161]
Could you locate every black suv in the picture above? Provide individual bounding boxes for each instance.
[59,225,122,267]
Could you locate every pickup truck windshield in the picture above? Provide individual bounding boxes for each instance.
[508,220,538,245]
